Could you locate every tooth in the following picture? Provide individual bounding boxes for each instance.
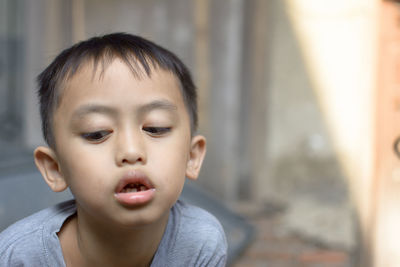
[132,188,138,193]
[140,186,146,191]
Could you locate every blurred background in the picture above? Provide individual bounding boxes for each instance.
[1,0,400,266]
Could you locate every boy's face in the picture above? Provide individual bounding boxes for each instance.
[36,59,205,227]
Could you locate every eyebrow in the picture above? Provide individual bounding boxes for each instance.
[71,100,178,121]
[137,100,178,116]
[71,104,117,120]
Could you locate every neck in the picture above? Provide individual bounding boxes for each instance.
[59,206,169,267]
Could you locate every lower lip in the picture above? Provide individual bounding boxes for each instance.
[114,189,156,206]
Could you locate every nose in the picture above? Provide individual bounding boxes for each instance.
[115,128,146,166]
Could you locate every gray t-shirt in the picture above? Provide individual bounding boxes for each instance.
[0,199,227,266]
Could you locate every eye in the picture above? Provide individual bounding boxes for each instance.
[143,127,171,136]
[81,130,111,142]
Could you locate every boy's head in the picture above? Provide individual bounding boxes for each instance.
[33,33,206,226]
[37,32,198,149]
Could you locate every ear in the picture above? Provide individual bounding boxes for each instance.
[186,135,207,180]
[34,146,68,192]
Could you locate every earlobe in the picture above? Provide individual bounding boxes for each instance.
[34,146,68,192]
[186,135,207,180]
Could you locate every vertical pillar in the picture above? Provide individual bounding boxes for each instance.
[23,0,47,148]
[72,0,86,42]
[373,2,400,266]
[194,0,210,133]
[204,0,244,201]
[240,0,269,201]
[23,0,74,148]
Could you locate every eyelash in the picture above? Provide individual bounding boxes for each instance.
[81,130,111,142]
[143,127,171,136]
[81,127,171,142]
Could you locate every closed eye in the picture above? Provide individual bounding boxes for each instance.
[143,127,171,136]
[81,130,112,142]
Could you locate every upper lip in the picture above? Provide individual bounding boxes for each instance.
[115,170,154,193]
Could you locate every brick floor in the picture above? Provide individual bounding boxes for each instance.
[231,205,353,267]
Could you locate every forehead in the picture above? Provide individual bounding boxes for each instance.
[57,59,184,109]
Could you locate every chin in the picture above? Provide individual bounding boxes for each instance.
[115,207,168,228]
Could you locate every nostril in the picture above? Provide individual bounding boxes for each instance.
[121,155,144,165]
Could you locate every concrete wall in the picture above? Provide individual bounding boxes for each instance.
[262,0,378,258]
[260,0,345,204]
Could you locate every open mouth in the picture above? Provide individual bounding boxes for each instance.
[120,183,149,193]
[115,171,154,194]
[114,171,156,206]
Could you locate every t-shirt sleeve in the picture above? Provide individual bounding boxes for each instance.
[0,200,75,267]
[0,228,47,266]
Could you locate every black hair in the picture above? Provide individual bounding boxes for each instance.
[37,32,197,148]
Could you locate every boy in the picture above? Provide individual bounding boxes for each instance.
[0,33,227,266]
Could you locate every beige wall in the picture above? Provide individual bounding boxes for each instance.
[265,0,378,265]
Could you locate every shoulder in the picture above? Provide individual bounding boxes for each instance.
[173,200,226,243]
[0,200,75,266]
[155,200,227,267]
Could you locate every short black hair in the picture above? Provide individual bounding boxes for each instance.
[37,32,197,148]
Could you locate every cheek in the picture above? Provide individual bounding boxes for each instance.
[152,141,190,180]
[58,150,109,193]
